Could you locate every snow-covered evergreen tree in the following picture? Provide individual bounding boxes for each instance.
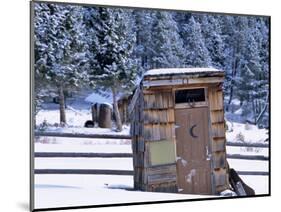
[182,16,212,67]
[34,3,88,125]
[219,15,269,126]
[88,8,137,131]
[34,3,49,119]
[236,18,268,125]
[34,4,269,128]
[255,18,269,126]
[133,10,155,75]
[200,15,226,69]
[149,11,186,68]
[82,6,99,86]
[221,16,249,111]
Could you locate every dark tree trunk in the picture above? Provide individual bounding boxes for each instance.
[124,100,128,124]
[252,99,257,123]
[59,85,66,125]
[226,85,233,111]
[256,92,269,124]
[112,87,122,132]
[226,55,238,112]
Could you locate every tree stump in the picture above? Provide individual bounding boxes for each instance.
[98,103,112,128]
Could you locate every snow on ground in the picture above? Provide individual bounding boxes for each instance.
[35,158,133,170]
[36,108,91,127]
[34,137,269,204]
[224,121,269,194]
[36,91,123,134]
[34,97,269,209]
[239,176,268,195]
[226,146,268,156]
[35,156,268,195]
[34,138,217,209]
[34,174,214,209]
[226,122,268,143]
[36,106,130,135]
[227,159,268,172]
[35,138,132,153]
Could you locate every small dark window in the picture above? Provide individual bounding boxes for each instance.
[175,88,205,104]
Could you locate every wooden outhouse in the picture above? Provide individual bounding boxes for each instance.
[129,68,229,195]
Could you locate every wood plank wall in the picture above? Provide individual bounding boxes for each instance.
[208,84,230,193]
[131,88,178,192]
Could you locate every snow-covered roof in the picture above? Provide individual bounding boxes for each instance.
[85,91,127,104]
[143,68,224,77]
[85,92,112,104]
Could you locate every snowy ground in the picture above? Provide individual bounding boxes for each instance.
[34,139,215,209]
[33,96,269,209]
[34,136,269,209]
[225,119,269,195]
[35,175,215,209]
[226,121,268,144]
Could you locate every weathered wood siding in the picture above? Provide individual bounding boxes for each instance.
[208,84,229,193]
[130,88,145,190]
[131,88,178,192]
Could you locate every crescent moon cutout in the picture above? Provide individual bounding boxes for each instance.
[189,124,198,138]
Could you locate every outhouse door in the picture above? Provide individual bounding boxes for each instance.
[175,89,212,194]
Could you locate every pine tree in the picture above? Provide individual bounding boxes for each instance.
[34,3,49,119]
[236,18,268,124]
[89,8,137,131]
[149,11,186,68]
[82,6,99,86]
[34,3,88,125]
[220,15,269,126]
[218,16,235,108]
[183,16,212,67]
[221,16,249,111]
[200,15,226,69]
[34,4,269,128]
[133,10,154,74]
[255,17,269,126]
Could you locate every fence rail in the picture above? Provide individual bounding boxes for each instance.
[226,154,268,161]
[35,152,133,158]
[34,169,268,176]
[34,152,268,161]
[35,132,269,146]
[34,131,131,140]
[35,169,134,175]
[226,142,268,148]
[35,132,269,147]
[34,132,269,177]
[236,171,269,176]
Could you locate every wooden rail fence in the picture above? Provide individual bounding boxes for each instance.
[226,154,268,161]
[34,132,269,176]
[35,131,268,147]
[226,141,268,148]
[34,152,268,161]
[34,169,134,175]
[35,152,132,158]
[34,169,268,176]
[34,131,131,139]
